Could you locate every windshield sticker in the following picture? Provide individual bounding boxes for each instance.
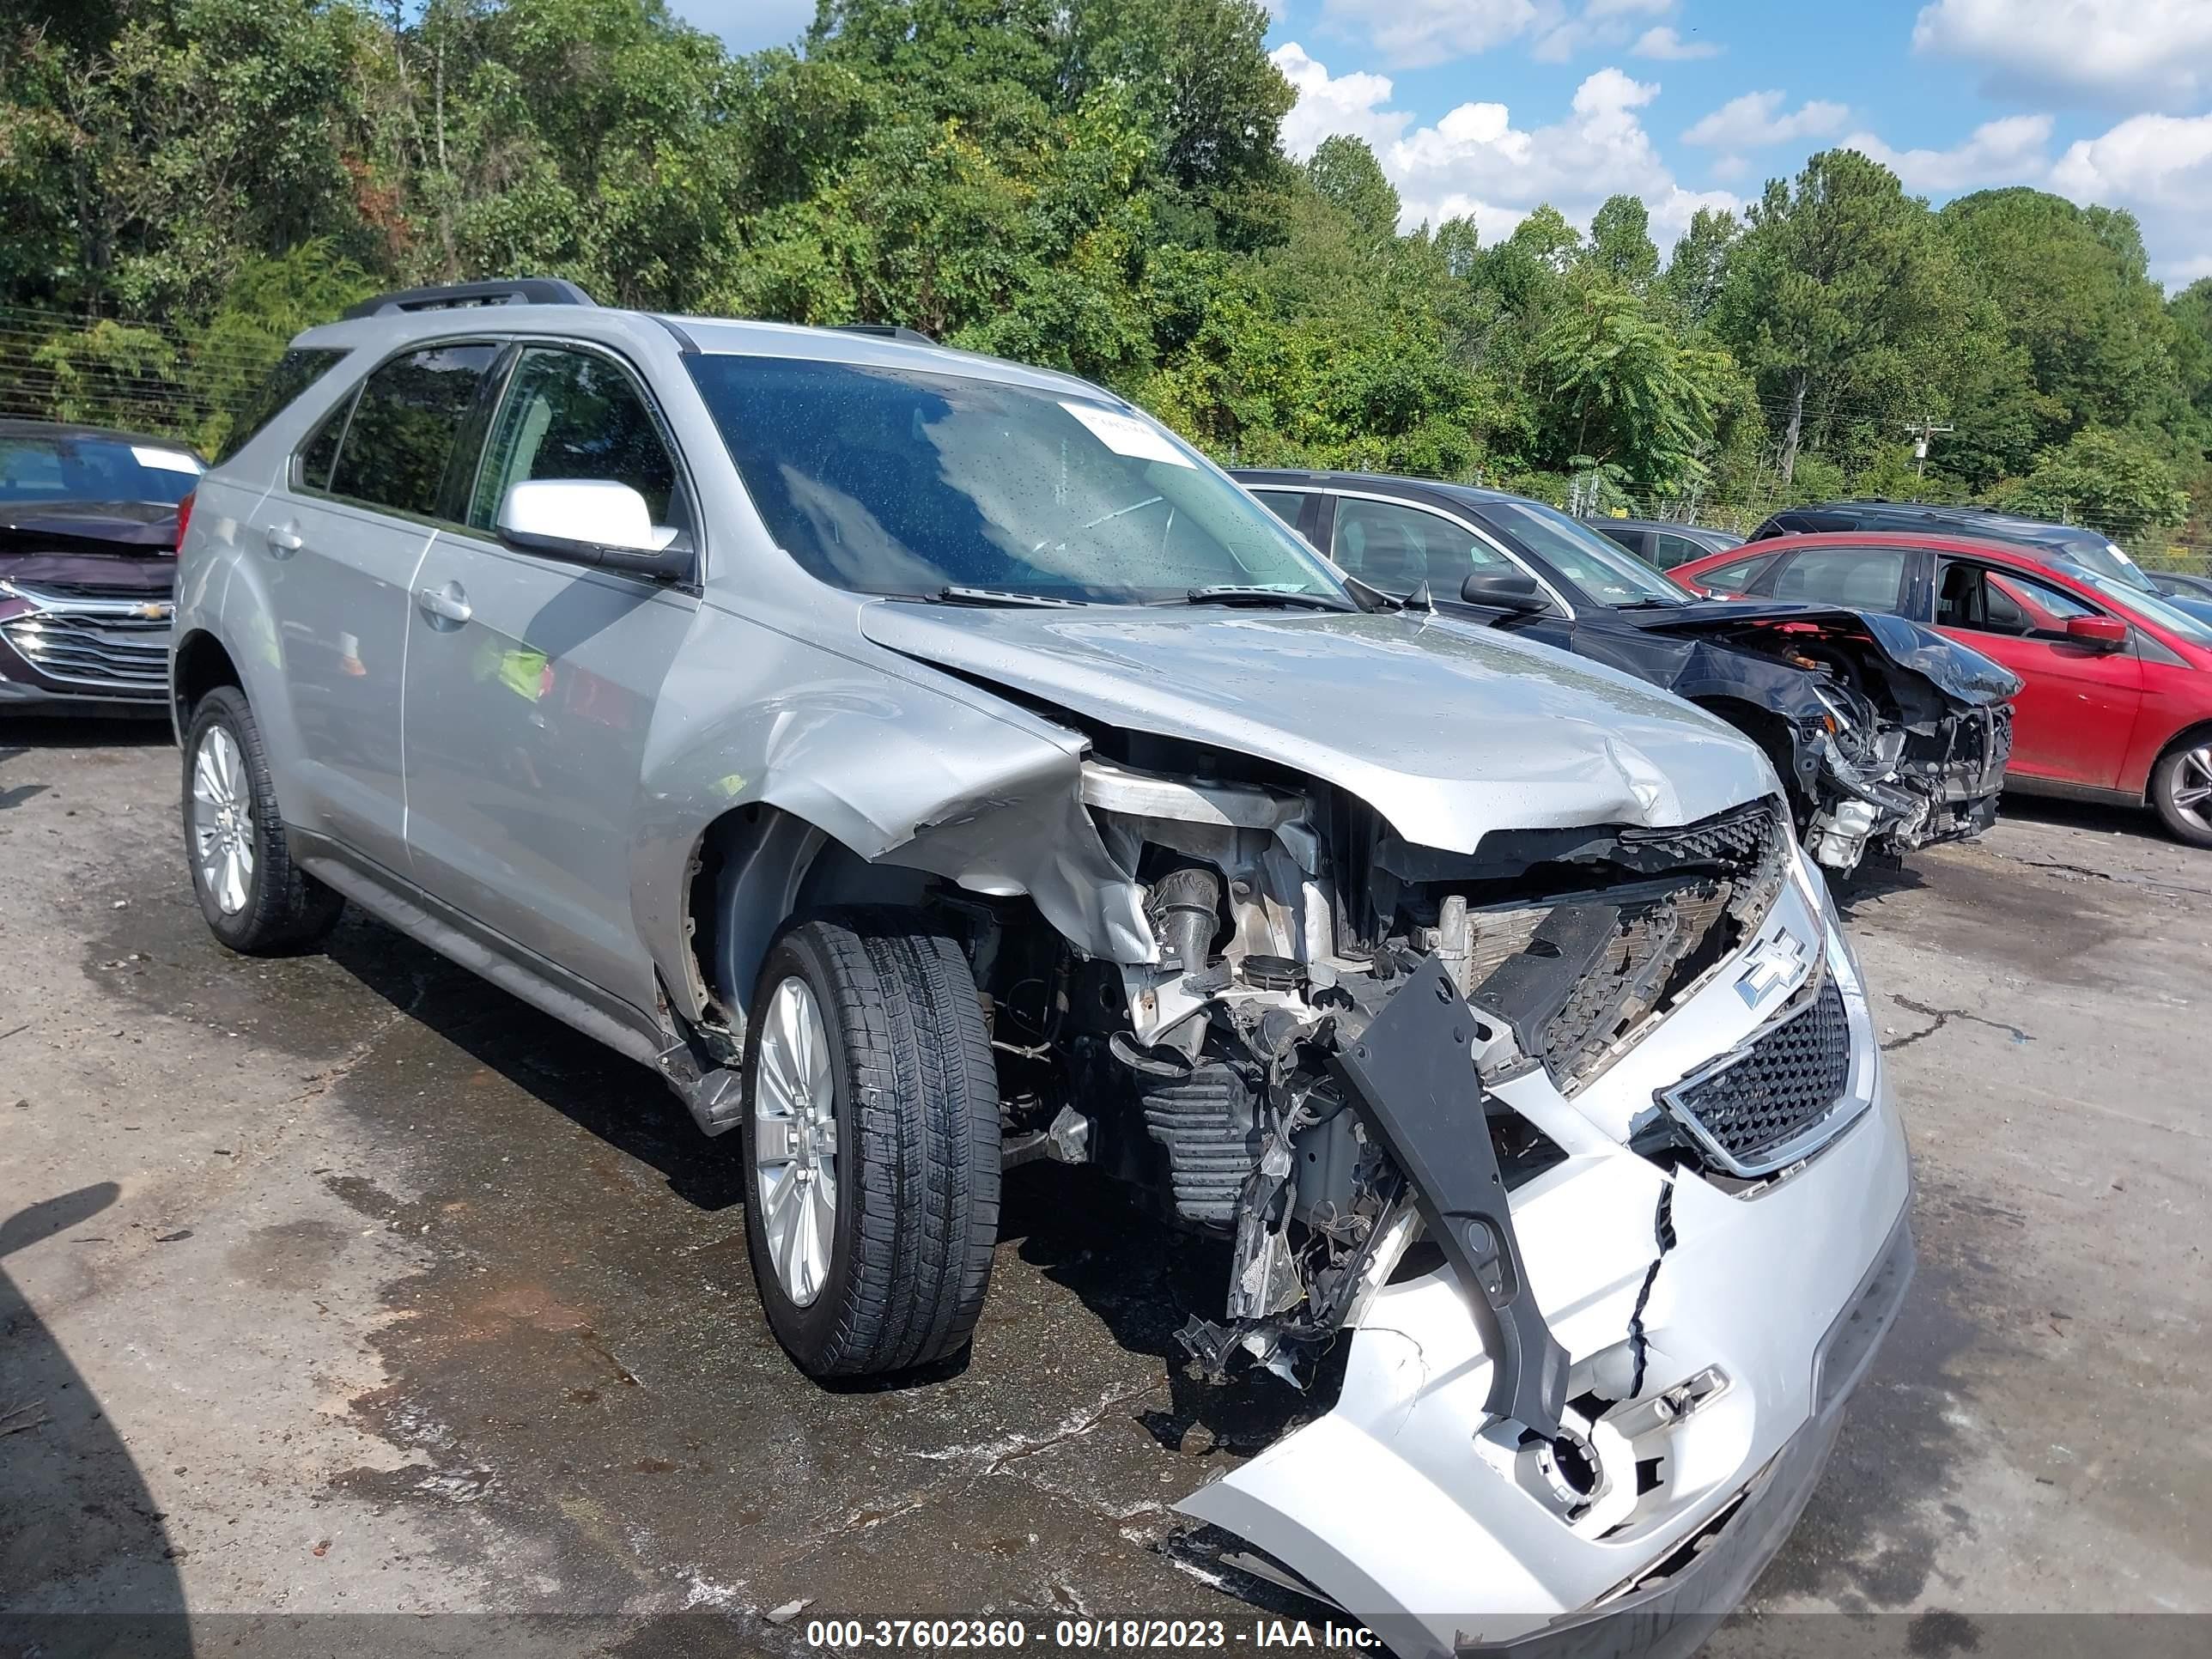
[132,447,204,475]
[1059,402,1194,469]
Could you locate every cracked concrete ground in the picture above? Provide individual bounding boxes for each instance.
[3,721,2208,1656]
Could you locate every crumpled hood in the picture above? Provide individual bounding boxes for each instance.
[860,604,1770,855]
[0,499,181,556]
[1638,599,2024,703]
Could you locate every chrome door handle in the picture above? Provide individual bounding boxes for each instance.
[415,583,471,624]
[264,524,304,556]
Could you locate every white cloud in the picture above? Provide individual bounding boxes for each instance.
[1270,47,1738,249]
[1681,91,1850,149]
[2050,111,2212,283]
[1839,114,2055,192]
[1633,26,1722,61]
[1273,42,1412,157]
[1911,0,2212,111]
[1318,0,1540,70]
[1532,0,1675,64]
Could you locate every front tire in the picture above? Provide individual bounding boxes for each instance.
[181,685,343,952]
[2150,738,2212,848]
[742,914,1000,1377]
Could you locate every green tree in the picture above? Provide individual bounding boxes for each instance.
[1305,136,1401,250]
[1996,428,2190,541]
[1714,149,1964,480]
[1656,207,1736,329]
[1586,194,1657,291]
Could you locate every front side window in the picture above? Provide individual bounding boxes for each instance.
[1938,561,2093,638]
[326,342,501,520]
[1331,497,1514,592]
[1650,532,1708,569]
[468,346,688,537]
[686,356,1345,605]
[1249,489,1308,532]
[1476,501,1687,606]
[1771,546,1911,614]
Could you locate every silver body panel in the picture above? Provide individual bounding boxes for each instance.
[171,301,1904,1647]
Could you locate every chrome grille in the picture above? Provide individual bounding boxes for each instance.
[1661,977,1854,1176]
[2,585,171,693]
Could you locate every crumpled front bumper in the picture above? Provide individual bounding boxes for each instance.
[1180,884,1913,1658]
[1803,703,2011,872]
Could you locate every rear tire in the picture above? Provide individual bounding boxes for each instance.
[742,913,1000,1378]
[2150,738,2212,848]
[181,685,343,952]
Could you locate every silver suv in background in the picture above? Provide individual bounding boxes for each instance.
[171,280,1911,1655]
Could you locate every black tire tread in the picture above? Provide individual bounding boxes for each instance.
[2151,738,2212,849]
[747,912,999,1377]
[182,686,343,953]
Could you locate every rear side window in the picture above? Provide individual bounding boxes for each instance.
[1687,552,1778,593]
[1771,546,1911,613]
[1650,531,1709,568]
[217,347,350,464]
[327,343,501,520]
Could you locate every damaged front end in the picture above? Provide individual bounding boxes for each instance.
[1635,607,2021,876]
[957,734,1906,1653]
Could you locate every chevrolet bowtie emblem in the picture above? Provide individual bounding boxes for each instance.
[137,602,172,621]
[1735,927,1808,1008]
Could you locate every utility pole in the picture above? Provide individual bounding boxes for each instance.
[1904,413,1954,485]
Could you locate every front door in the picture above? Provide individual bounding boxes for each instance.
[400,343,699,1012]
[1932,558,2143,788]
[250,340,501,870]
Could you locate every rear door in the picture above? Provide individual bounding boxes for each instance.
[1931,558,2142,788]
[399,341,701,1012]
[256,339,500,870]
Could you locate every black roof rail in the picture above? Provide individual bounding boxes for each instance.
[829,322,939,347]
[342,277,598,320]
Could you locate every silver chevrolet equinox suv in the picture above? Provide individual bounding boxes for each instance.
[171,278,1912,1655]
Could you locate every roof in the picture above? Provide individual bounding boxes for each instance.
[1770,499,2103,544]
[1230,468,1522,507]
[293,302,1106,403]
[1688,528,2106,577]
[1586,516,1741,538]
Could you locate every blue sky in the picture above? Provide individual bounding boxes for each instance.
[671,0,2212,286]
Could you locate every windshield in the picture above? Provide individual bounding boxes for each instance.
[2075,569,2212,647]
[688,356,1346,605]
[1476,500,1690,605]
[2048,534,2154,592]
[0,431,204,509]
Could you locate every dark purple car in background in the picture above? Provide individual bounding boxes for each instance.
[0,419,204,714]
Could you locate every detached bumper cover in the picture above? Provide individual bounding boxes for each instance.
[1182,878,1913,1659]
[1461,1205,1913,1659]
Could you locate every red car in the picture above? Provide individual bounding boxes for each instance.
[1674,532,2212,848]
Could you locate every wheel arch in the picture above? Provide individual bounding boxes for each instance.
[2146,719,2212,809]
[171,628,243,739]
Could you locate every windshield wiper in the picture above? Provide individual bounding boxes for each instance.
[928,586,1094,609]
[1178,585,1355,612]
[1612,596,1691,610]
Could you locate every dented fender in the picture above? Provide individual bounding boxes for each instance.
[632,605,1153,1027]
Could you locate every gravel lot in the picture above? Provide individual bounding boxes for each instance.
[3,720,2208,1655]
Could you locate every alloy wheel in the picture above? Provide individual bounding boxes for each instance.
[753,975,838,1306]
[2172,744,2212,836]
[189,725,256,916]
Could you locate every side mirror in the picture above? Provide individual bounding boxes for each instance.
[1460,568,1550,615]
[2064,614,2129,651]
[496,480,692,580]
